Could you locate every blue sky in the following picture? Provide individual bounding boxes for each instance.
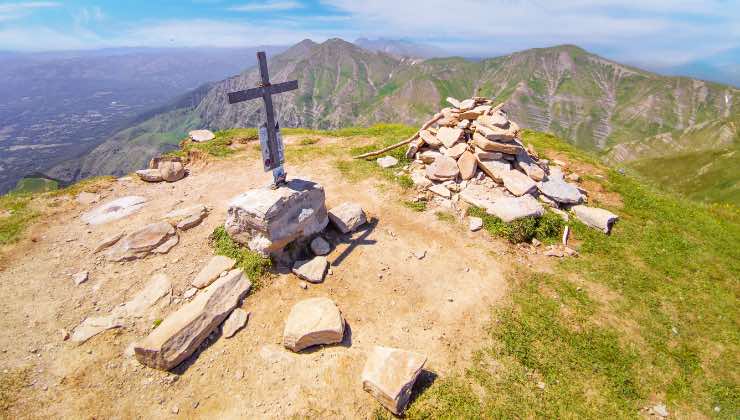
[0,0,738,67]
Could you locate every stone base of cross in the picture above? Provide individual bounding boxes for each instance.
[227,51,298,187]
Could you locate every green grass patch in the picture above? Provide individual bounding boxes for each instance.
[49,175,116,197]
[0,193,37,245]
[152,318,162,329]
[467,206,564,244]
[170,128,258,159]
[299,136,321,146]
[11,177,58,194]
[435,211,456,224]
[210,226,271,289]
[403,200,427,212]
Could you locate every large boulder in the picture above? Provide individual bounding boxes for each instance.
[134,269,251,370]
[486,195,544,222]
[538,178,583,204]
[572,205,618,234]
[191,255,236,288]
[225,179,329,256]
[159,161,185,182]
[328,202,367,234]
[501,170,537,196]
[81,196,147,225]
[105,222,178,261]
[361,346,427,415]
[283,297,344,352]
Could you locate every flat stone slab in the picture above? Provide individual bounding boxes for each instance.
[473,132,523,154]
[516,150,545,181]
[361,346,427,415]
[116,274,172,318]
[475,155,511,183]
[572,205,618,234]
[457,150,477,180]
[328,202,367,234]
[425,155,459,181]
[292,256,329,284]
[486,195,544,223]
[283,297,344,352]
[81,196,147,225]
[501,169,537,196]
[136,169,163,183]
[189,129,215,142]
[163,204,208,230]
[459,183,508,210]
[134,269,251,370]
[377,156,398,168]
[192,255,236,289]
[436,127,463,148]
[71,315,123,343]
[222,308,249,338]
[106,222,178,261]
[226,179,329,256]
[538,178,584,204]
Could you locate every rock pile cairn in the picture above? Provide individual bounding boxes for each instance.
[398,96,617,232]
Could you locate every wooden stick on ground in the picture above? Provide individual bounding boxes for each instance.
[352,112,444,159]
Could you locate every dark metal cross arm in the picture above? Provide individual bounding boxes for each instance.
[227,80,298,104]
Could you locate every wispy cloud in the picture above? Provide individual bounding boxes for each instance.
[0,1,59,21]
[228,1,303,12]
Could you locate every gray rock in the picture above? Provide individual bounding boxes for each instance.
[105,222,178,261]
[116,274,172,318]
[457,151,477,180]
[183,288,197,299]
[283,297,344,352]
[419,150,442,164]
[459,183,507,210]
[225,179,329,255]
[292,256,329,284]
[425,155,459,181]
[377,156,399,168]
[436,127,463,148]
[572,205,618,234]
[516,150,545,181]
[501,170,537,196]
[310,236,331,256]
[486,195,544,223]
[538,179,583,204]
[192,255,236,289]
[163,204,208,230]
[222,308,249,338]
[468,217,483,232]
[361,346,427,415]
[134,269,251,370]
[429,184,451,199]
[653,404,669,418]
[136,169,163,183]
[81,196,147,225]
[188,129,215,142]
[411,172,432,189]
[328,202,366,234]
[94,232,124,253]
[475,155,511,183]
[71,315,123,343]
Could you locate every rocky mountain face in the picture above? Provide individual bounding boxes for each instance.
[50,39,739,192]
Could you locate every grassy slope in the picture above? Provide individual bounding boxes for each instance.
[1,126,738,418]
[11,178,58,194]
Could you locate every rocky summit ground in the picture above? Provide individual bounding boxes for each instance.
[0,128,737,419]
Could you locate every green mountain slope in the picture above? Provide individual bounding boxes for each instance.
[54,39,739,203]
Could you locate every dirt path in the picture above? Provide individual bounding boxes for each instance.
[0,137,521,418]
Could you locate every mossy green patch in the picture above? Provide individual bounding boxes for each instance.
[0,193,37,245]
[467,206,564,244]
[210,226,271,289]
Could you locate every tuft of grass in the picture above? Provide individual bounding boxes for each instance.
[435,211,456,224]
[11,177,58,194]
[170,128,258,160]
[210,226,271,289]
[403,200,427,212]
[467,206,564,244]
[0,193,37,245]
[299,136,320,146]
[152,319,162,329]
[49,175,116,197]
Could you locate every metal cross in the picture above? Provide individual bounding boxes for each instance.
[227,51,298,186]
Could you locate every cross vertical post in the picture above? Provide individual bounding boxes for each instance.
[226,51,298,187]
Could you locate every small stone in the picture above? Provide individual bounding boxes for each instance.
[544,247,565,258]
[183,288,197,299]
[222,308,249,338]
[283,298,344,352]
[429,184,451,199]
[136,169,163,183]
[60,329,70,341]
[538,178,583,204]
[653,404,668,418]
[377,156,399,168]
[414,250,426,260]
[292,256,328,284]
[310,236,331,256]
[189,129,215,142]
[468,217,483,232]
[234,370,244,380]
[94,232,124,253]
[567,172,580,182]
[159,161,185,183]
[171,406,179,415]
[419,130,442,148]
[444,143,467,159]
[299,281,308,290]
[192,255,237,289]
[456,151,477,180]
[572,205,619,234]
[501,170,537,196]
[72,271,89,285]
[531,238,542,247]
[105,222,178,262]
[537,381,546,390]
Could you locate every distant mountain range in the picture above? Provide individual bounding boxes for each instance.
[354,38,449,59]
[0,46,287,193]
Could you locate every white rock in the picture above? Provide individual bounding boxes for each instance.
[192,255,236,289]
[538,178,583,204]
[429,184,452,199]
[188,129,215,142]
[222,308,249,338]
[93,232,124,253]
[159,161,185,183]
[459,183,507,210]
[501,170,537,196]
[468,217,483,231]
[72,271,89,285]
[105,222,178,262]
[183,288,197,299]
[653,404,669,418]
[436,127,463,148]
[283,297,344,352]
[411,171,433,189]
[136,169,163,183]
[310,236,331,256]
[425,155,460,181]
[572,205,618,234]
[361,346,427,415]
[116,274,172,318]
[81,196,147,225]
[377,156,399,168]
[486,195,544,223]
[292,256,328,284]
[328,202,367,234]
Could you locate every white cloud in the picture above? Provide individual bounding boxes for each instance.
[0,1,59,22]
[74,6,105,25]
[228,1,303,12]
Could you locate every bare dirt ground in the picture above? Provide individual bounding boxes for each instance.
[0,136,545,418]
